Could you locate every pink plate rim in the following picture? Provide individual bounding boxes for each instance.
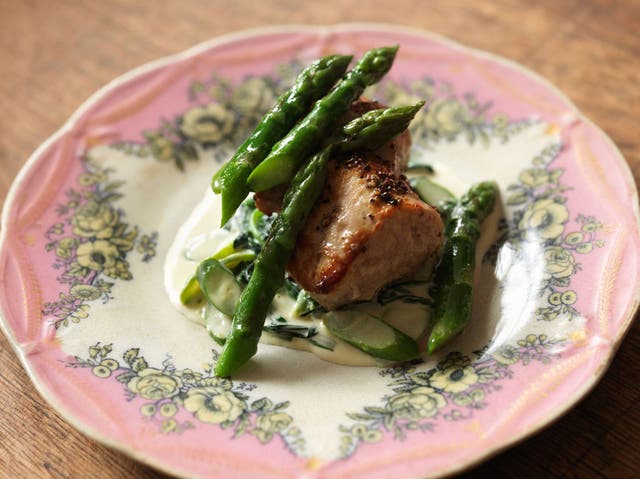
[1,22,639,479]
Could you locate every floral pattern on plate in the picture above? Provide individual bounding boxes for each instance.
[42,159,158,329]
[339,334,561,457]
[69,343,306,453]
[1,25,638,479]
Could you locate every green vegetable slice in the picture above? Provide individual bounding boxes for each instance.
[180,249,255,307]
[196,258,243,316]
[410,176,456,208]
[323,310,420,362]
[180,276,205,308]
[204,304,231,345]
[219,250,256,269]
[381,305,431,341]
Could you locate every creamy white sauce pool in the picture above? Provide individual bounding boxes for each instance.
[164,157,468,366]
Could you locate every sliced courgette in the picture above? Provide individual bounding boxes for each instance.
[323,310,420,362]
[180,249,254,308]
[218,249,256,268]
[410,176,456,208]
[180,276,205,307]
[204,304,231,345]
[196,258,243,316]
[381,305,431,341]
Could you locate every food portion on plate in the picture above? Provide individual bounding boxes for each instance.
[258,99,443,311]
[5,22,637,478]
[165,46,497,376]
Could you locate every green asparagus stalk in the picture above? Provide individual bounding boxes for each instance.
[246,46,399,192]
[335,101,425,152]
[214,146,332,377]
[213,54,352,226]
[426,181,497,354]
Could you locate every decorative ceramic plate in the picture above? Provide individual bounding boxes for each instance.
[1,24,639,479]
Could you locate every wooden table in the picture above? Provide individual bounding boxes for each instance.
[1,1,638,477]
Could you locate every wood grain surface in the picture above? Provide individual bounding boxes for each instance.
[1,1,638,477]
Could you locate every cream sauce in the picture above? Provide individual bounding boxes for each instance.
[164,157,469,366]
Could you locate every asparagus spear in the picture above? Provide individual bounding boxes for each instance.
[214,146,332,377]
[213,54,352,226]
[426,181,497,354]
[246,46,399,192]
[335,101,425,152]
